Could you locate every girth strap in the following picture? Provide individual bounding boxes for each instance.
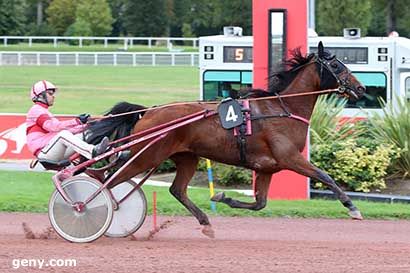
[233,100,252,164]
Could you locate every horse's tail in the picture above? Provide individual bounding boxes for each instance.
[85,101,146,145]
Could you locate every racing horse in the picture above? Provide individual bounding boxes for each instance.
[86,42,366,238]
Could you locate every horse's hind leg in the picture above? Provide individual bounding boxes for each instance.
[211,172,271,211]
[286,152,362,220]
[168,152,214,238]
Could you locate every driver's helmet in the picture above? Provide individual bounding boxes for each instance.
[30,80,57,103]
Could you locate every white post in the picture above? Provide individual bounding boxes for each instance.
[53,38,57,48]
[94,53,98,65]
[113,53,117,66]
[0,52,2,65]
[191,54,195,66]
[152,54,156,66]
[29,38,32,47]
[133,53,136,66]
[75,53,79,66]
[171,53,175,66]
[79,38,83,48]
[56,53,60,66]
[124,38,128,50]
[148,38,152,48]
[4,38,7,47]
[130,39,134,48]
[104,38,108,48]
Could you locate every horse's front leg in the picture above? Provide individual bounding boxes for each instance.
[211,172,271,210]
[285,152,363,220]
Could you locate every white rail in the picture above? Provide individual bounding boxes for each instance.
[0,52,199,66]
[0,36,199,48]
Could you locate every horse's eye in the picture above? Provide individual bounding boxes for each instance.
[331,63,338,69]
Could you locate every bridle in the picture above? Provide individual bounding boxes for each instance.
[315,55,359,100]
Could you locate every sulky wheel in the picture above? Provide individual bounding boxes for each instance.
[105,180,147,238]
[48,176,113,243]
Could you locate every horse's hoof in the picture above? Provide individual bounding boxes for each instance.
[349,210,363,220]
[201,225,215,239]
[211,192,225,202]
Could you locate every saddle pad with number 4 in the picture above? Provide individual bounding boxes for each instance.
[217,98,244,129]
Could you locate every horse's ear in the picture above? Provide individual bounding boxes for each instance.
[318,41,324,58]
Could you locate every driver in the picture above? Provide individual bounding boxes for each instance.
[26,80,109,163]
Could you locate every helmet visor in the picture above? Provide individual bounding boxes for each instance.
[46,89,57,96]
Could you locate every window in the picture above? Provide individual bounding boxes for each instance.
[345,72,387,109]
[405,77,410,101]
[269,10,286,76]
[203,71,253,100]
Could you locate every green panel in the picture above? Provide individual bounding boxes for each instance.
[204,71,241,82]
[353,72,386,87]
[241,71,253,84]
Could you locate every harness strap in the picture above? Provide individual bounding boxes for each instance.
[233,100,252,136]
[289,114,310,125]
[251,113,310,125]
[232,100,252,164]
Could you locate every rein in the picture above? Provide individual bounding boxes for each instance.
[90,88,340,122]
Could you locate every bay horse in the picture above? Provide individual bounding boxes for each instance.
[86,42,366,238]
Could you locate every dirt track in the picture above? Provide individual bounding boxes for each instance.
[1,212,410,272]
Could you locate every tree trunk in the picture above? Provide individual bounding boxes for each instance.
[386,0,397,33]
[37,0,43,26]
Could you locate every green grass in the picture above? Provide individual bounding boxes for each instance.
[0,66,199,114]
[1,170,410,220]
[0,43,198,52]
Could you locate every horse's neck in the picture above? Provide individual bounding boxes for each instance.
[279,66,321,120]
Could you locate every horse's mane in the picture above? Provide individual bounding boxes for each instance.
[84,102,146,145]
[245,48,316,98]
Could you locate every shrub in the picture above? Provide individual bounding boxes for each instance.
[310,94,348,144]
[310,94,365,144]
[213,163,252,187]
[155,159,176,173]
[155,158,251,187]
[198,158,252,187]
[366,96,410,178]
[311,138,399,192]
[309,94,400,192]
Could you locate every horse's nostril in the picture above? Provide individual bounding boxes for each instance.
[358,86,366,93]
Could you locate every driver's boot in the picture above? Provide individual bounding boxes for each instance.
[92,136,110,157]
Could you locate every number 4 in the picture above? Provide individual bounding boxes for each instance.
[225,105,239,122]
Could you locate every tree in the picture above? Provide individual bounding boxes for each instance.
[367,0,386,36]
[0,0,27,35]
[167,0,191,37]
[46,0,77,35]
[354,0,410,38]
[76,0,113,36]
[316,0,372,36]
[123,0,168,36]
[64,19,92,39]
[186,0,222,36]
[394,0,410,37]
[107,0,125,36]
[220,0,252,35]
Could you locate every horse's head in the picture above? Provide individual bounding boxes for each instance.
[316,41,365,101]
